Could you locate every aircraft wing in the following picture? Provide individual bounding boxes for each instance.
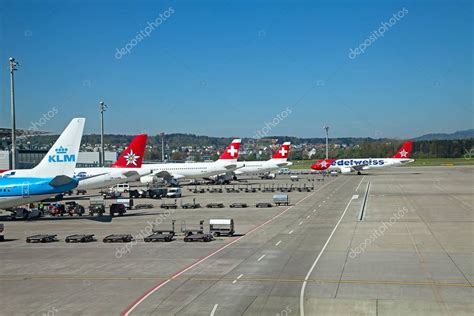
[351,164,369,172]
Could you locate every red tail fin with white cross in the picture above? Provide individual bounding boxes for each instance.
[271,142,291,160]
[218,139,241,160]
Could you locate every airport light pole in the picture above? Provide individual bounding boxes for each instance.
[324,126,330,159]
[99,101,107,167]
[161,132,165,161]
[9,57,19,169]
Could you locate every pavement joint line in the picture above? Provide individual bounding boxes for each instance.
[275,240,282,246]
[118,176,341,316]
[257,254,266,262]
[5,276,472,288]
[210,303,218,316]
[300,176,363,316]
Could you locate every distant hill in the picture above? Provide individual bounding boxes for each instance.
[413,129,474,141]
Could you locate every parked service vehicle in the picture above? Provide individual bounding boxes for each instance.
[110,203,126,216]
[166,187,182,198]
[209,219,235,237]
[0,223,4,241]
[259,173,276,180]
[279,168,291,175]
[10,207,42,220]
[89,197,106,216]
[66,201,85,216]
[273,194,290,206]
[116,198,133,210]
[110,183,129,193]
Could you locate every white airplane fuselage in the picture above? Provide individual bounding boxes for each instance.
[234,159,292,175]
[73,167,151,190]
[141,160,238,181]
[328,158,414,173]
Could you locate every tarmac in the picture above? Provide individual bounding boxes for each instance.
[0,166,472,316]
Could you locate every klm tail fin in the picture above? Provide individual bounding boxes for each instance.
[32,118,85,177]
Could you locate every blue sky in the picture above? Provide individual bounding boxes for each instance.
[0,0,472,139]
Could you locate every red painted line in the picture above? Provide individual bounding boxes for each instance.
[120,178,339,316]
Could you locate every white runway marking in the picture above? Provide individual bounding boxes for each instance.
[275,240,282,246]
[289,230,294,234]
[257,254,266,262]
[300,176,364,316]
[299,221,303,225]
[306,215,310,219]
[232,274,243,284]
[355,175,366,191]
[210,304,218,316]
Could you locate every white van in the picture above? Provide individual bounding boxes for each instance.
[110,183,129,193]
[166,187,182,198]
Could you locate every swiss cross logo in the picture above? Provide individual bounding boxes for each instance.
[279,147,288,156]
[319,160,328,168]
[227,145,238,157]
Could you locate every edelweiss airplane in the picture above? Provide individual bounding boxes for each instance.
[0,118,85,209]
[233,142,292,176]
[74,134,151,190]
[311,141,414,174]
[140,139,241,183]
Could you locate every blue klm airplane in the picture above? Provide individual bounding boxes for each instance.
[0,118,85,209]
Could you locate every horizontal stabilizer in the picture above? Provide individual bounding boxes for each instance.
[49,175,75,187]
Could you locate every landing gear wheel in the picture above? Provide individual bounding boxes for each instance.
[357,171,362,175]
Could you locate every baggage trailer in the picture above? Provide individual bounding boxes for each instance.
[65,234,95,243]
[103,234,134,243]
[181,198,201,209]
[161,199,178,209]
[206,202,224,208]
[144,220,176,242]
[26,234,58,243]
[230,202,247,208]
[273,194,290,206]
[209,219,235,237]
[182,220,214,242]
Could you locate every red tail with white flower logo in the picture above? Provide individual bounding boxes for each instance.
[218,139,241,161]
[112,134,147,168]
[392,141,413,159]
[271,142,291,160]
